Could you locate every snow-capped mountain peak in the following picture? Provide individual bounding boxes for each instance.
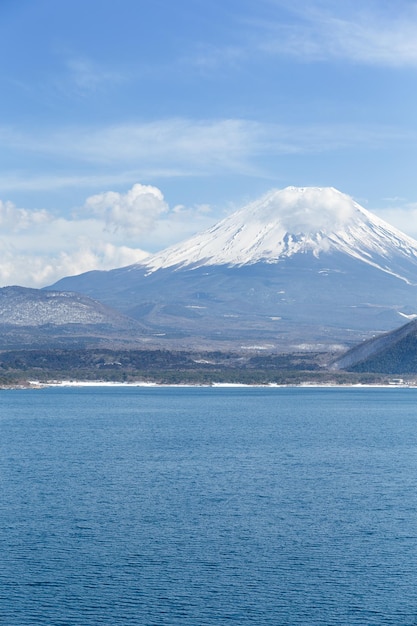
[143,187,417,283]
[48,186,417,351]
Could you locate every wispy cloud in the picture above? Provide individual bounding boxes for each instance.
[185,44,245,73]
[0,118,411,194]
[187,1,417,69]
[0,119,258,171]
[65,56,128,93]
[0,170,192,193]
[255,1,417,66]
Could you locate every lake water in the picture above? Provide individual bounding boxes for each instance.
[1,386,417,625]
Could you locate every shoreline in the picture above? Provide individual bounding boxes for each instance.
[17,379,416,390]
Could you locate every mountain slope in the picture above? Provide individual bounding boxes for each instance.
[331,319,417,373]
[143,187,417,283]
[0,286,150,349]
[48,187,417,351]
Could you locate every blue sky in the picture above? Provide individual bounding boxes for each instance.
[1,0,417,286]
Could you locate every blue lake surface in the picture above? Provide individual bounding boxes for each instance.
[1,386,417,625]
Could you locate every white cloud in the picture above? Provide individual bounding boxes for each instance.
[241,187,357,238]
[0,199,51,231]
[266,187,356,233]
[0,243,149,289]
[0,183,216,288]
[83,183,169,236]
[0,187,158,287]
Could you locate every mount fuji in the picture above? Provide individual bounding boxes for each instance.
[49,187,417,352]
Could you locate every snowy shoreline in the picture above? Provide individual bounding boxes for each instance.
[20,380,415,390]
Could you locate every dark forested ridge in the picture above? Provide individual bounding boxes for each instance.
[0,347,400,387]
[332,319,417,374]
[346,333,417,374]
